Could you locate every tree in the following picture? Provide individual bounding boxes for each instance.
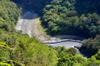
[42,0,100,37]
[94,50,100,60]
[0,0,20,31]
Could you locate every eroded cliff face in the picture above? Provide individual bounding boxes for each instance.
[13,0,51,13]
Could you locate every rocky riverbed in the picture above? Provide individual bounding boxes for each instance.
[15,11,83,48]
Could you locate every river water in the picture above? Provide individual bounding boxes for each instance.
[15,11,83,48]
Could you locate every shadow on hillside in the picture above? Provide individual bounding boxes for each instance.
[21,11,38,19]
[12,0,52,14]
[75,0,100,14]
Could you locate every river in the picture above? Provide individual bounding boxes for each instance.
[15,11,83,48]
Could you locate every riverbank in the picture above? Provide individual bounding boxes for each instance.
[15,11,83,48]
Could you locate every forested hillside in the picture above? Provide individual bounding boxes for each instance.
[42,0,100,38]
[0,0,20,31]
[42,0,100,60]
[0,0,58,66]
[0,0,100,66]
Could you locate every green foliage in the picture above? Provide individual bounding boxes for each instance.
[54,46,100,66]
[94,50,100,60]
[0,33,100,66]
[86,57,100,66]
[0,32,58,66]
[82,36,100,50]
[0,62,11,66]
[0,0,20,31]
[0,0,100,66]
[0,0,58,64]
[42,0,100,37]
[13,35,58,66]
[54,47,87,66]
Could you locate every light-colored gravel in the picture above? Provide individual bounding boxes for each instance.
[15,11,82,48]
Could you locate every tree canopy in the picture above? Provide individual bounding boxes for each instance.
[0,0,20,31]
[42,0,100,38]
[0,0,100,66]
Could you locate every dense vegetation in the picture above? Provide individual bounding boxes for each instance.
[0,0,20,31]
[54,47,100,66]
[82,36,100,50]
[0,0,58,66]
[0,32,58,66]
[79,36,100,57]
[42,0,100,38]
[0,0,100,66]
